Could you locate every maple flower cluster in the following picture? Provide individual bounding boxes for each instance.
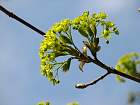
[39,11,119,85]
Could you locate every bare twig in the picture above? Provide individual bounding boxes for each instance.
[75,72,110,89]
[0,5,45,36]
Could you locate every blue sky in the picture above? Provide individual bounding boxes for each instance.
[0,0,140,105]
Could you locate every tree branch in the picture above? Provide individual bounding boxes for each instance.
[75,57,140,89]
[88,56,140,83]
[1,5,140,85]
[0,5,45,36]
[75,72,110,89]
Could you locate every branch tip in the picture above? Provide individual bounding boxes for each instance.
[75,72,110,89]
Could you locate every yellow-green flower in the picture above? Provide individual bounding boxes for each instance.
[39,11,120,85]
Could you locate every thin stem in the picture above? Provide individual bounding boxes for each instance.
[0,5,45,36]
[67,25,73,39]
[75,72,110,89]
[54,63,64,79]
[86,72,110,86]
[67,26,83,54]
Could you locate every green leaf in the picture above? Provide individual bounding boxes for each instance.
[66,46,80,56]
[78,27,89,38]
[98,12,107,19]
[47,72,54,81]
[100,20,106,25]
[87,26,94,36]
[106,21,114,28]
[54,51,68,57]
[60,34,72,44]
[83,41,96,56]
[90,25,97,36]
[102,29,111,39]
[62,58,72,72]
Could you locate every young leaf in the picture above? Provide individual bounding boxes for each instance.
[66,46,80,56]
[54,51,68,57]
[87,26,94,37]
[78,27,89,38]
[106,21,114,28]
[60,34,72,44]
[79,46,88,72]
[90,25,97,36]
[62,58,72,72]
[102,29,111,39]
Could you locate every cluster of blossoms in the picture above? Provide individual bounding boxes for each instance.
[39,11,119,85]
[72,11,119,42]
[39,19,71,85]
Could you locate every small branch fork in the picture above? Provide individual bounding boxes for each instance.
[76,57,140,89]
[1,5,140,89]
